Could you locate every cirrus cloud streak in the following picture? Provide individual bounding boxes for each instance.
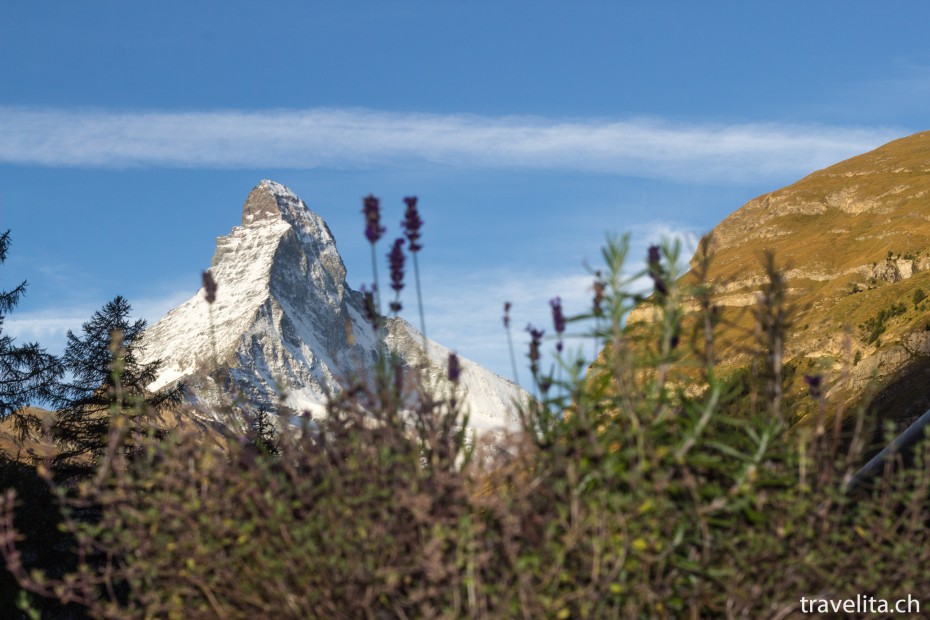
[0,106,901,183]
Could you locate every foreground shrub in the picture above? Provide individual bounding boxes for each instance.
[2,234,929,618]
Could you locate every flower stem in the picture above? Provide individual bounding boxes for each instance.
[370,245,382,318]
[412,251,427,345]
[506,326,520,386]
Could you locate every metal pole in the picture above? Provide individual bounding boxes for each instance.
[845,406,930,493]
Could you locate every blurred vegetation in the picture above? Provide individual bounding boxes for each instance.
[1,228,930,618]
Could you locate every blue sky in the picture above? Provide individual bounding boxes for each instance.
[1,1,928,387]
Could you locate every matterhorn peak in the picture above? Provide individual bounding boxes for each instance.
[142,181,526,430]
[241,179,311,228]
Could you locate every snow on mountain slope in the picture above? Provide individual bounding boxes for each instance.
[140,180,526,429]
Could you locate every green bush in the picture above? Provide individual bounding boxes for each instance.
[860,301,908,345]
[1,234,929,618]
[914,288,927,307]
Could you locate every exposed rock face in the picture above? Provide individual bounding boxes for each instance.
[141,180,526,431]
[676,131,930,425]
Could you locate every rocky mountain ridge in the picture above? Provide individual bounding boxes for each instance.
[140,180,526,431]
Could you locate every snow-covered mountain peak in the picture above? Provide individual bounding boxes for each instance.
[227,179,349,299]
[242,179,311,226]
[142,181,528,431]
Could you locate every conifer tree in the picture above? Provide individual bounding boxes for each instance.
[0,230,63,426]
[51,295,179,478]
[247,405,280,456]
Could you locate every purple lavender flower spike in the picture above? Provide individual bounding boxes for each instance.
[361,284,379,328]
[648,245,661,266]
[388,238,405,294]
[402,196,423,252]
[447,352,461,382]
[804,374,822,398]
[647,245,668,295]
[202,270,218,305]
[362,194,386,244]
[592,272,605,317]
[526,324,544,375]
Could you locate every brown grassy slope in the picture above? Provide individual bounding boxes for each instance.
[0,407,57,459]
[0,404,223,464]
[635,131,930,426]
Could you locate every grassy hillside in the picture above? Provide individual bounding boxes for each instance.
[665,130,930,425]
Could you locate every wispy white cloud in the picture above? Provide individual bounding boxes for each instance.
[3,289,192,355]
[0,106,901,183]
[2,312,88,345]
